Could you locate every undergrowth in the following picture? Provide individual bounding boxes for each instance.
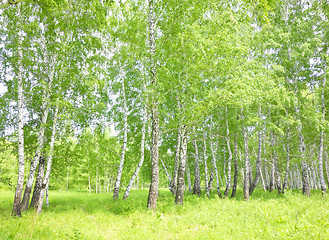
[0,189,328,239]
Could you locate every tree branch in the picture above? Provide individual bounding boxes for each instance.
[98,143,120,158]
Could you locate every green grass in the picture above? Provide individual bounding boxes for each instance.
[1,189,329,239]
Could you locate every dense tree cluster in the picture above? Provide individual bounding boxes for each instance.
[0,0,328,216]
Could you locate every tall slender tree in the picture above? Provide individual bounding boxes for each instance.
[11,3,25,217]
[147,0,160,210]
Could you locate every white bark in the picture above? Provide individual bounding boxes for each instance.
[37,105,59,214]
[263,140,269,190]
[293,82,310,196]
[231,133,239,198]
[325,155,329,190]
[123,106,147,200]
[147,0,159,210]
[282,119,291,192]
[290,170,294,189]
[170,128,181,194]
[175,125,187,205]
[224,108,232,197]
[161,159,172,186]
[249,127,262,195]
[113,75,128,199]
[210,116,222,198]
[21,43,56,211]
[186,157,192,193]
[260,165,266,191]
[192,125,201,196]
[269,131,276,192]
[45,186,49,207]
[249,106,262,195]
[242,122,250,201]
[12,4,25,216]
[203,132,210,198]
[318,77,327,193]
[30,155,46,208]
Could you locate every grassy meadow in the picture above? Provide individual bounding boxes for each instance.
[1,189,329,239]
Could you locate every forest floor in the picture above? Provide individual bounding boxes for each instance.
[0,189,329,239]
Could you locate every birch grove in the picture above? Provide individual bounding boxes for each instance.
[0,0,329,218]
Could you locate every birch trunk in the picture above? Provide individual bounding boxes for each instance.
[314,161,321,189]
[324,151,329,190]
[30,155,46,209]
[249,129,262,195]
[192,126,201,196]
[203,134,210,198]
[263,140,269,191]
[318,77,327,193]
[224,108,232,197]
[272,132,281,193]
[275,153,282,194]
[269,131,275,192]
[231,134,238,198]
[309,163,316,189]
[290,169,294,189]
[21,37,55,212]
[282,123,291,193]
[170,128,181,195]
[243,123,250,201]
[297,164,302,189]
[294,89,310,195]
[223,153,227,185]
[325,161,329,190]
[147,0,160,210]
[248,159,253,189]
[294,167,298,189]
[312,164,318,189]
[208,170,215,190]
[113,76,128,200]
[12,5,25,216]
[301,161,310,196]
[249,106,262,195]
[147,93,160,208]
[260,165,266,191]
[161,159,172,188]
[297,123,310,196]
[186,157,192,193]
[175,125,187,205]
[46,187,49,207]
[210,116,222,198]
[123,106,147,200]
[308,164,314,189]
[37,106,59,214]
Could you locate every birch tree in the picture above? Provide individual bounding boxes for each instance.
[113,69,128,200]
[147,0,160,210]
[11,3,25,216]
[37,105,59,214]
